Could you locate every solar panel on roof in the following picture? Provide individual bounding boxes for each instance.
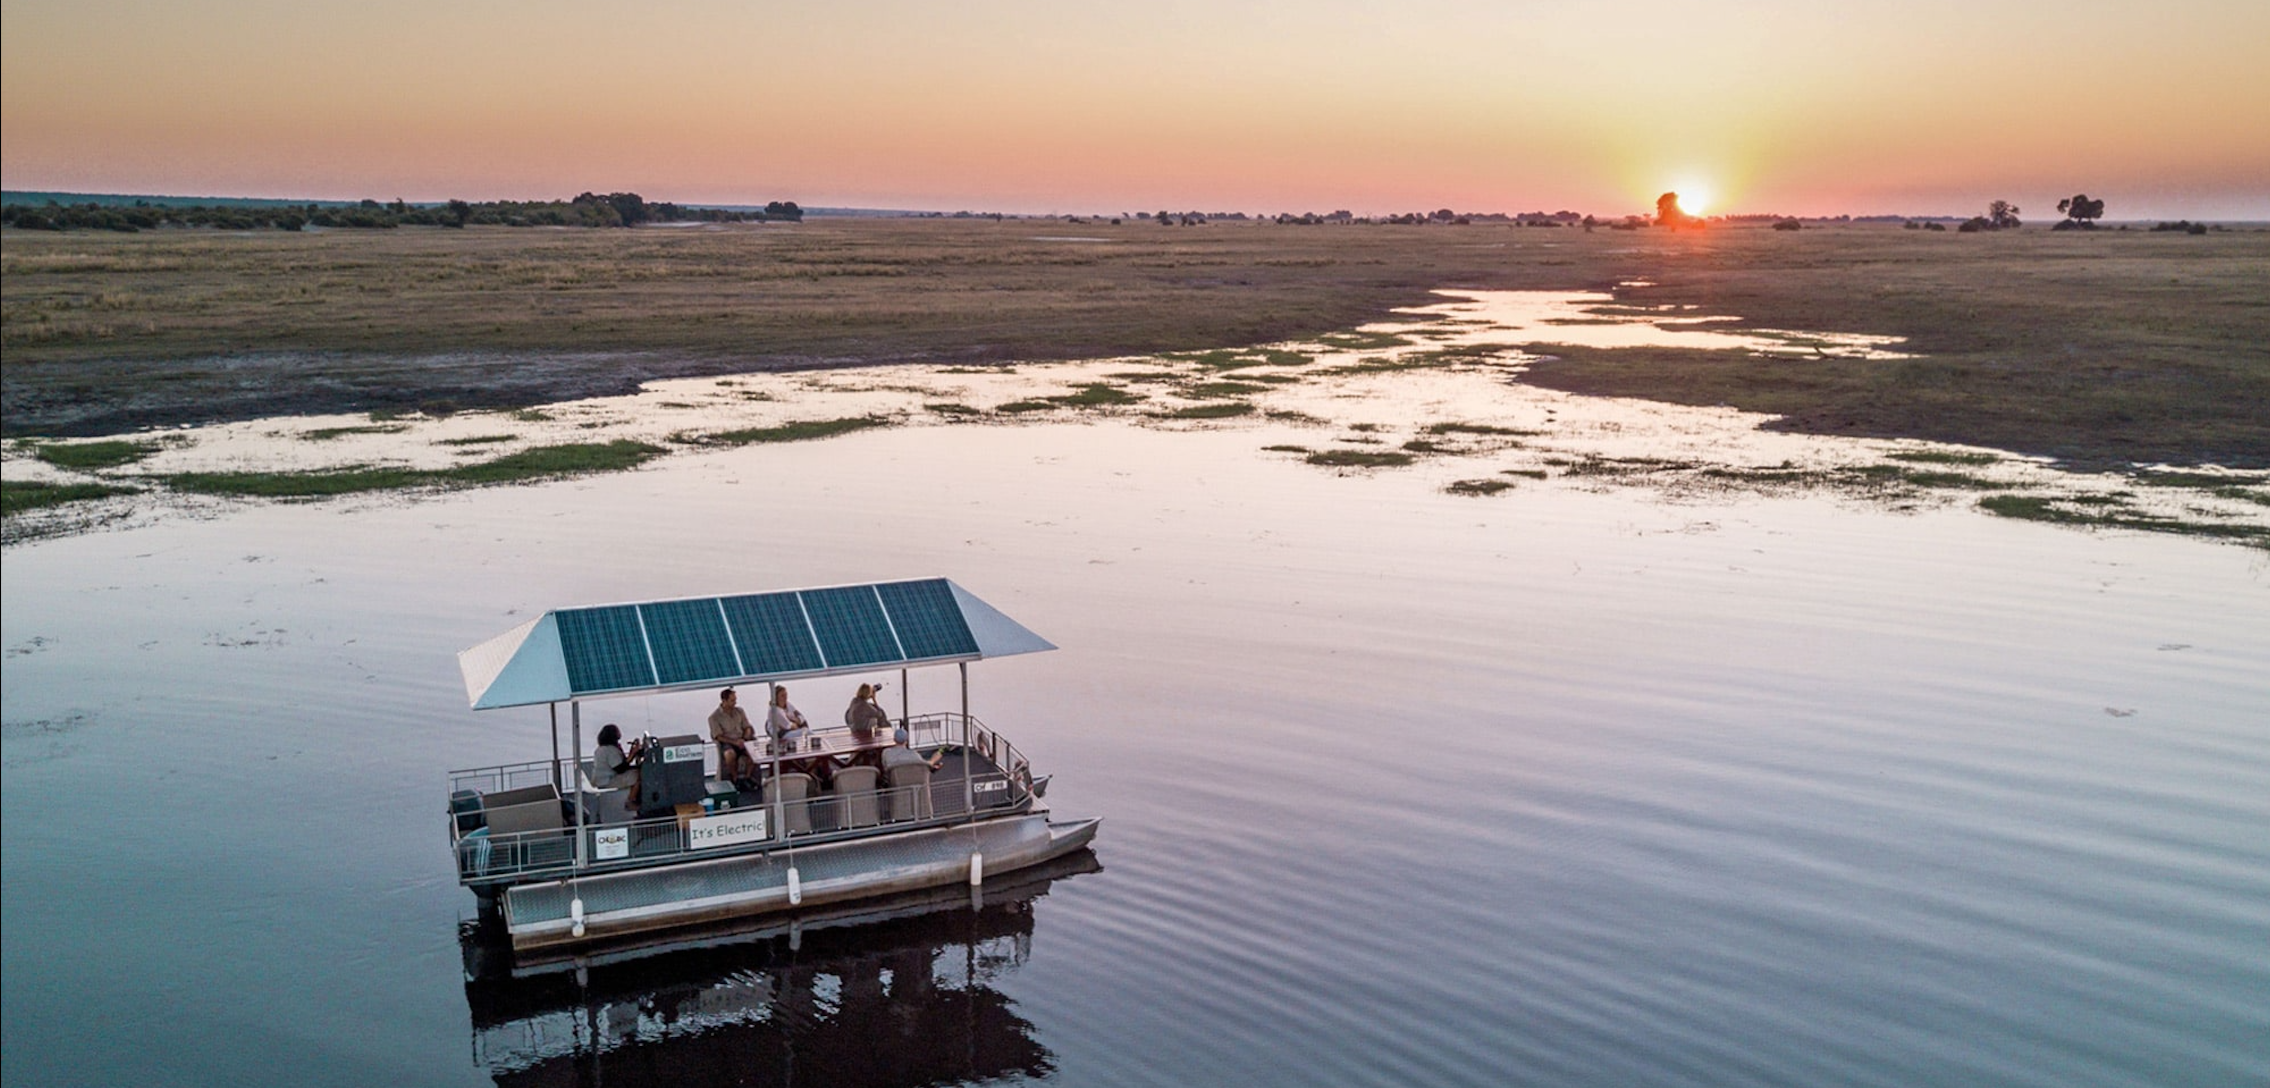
[876,579,980,660]
[556,605,656,693]
[639,599,742,685]
[720,592,825,675]
[801,585,904,668]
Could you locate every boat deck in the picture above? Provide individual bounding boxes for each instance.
[449,716,1040,894]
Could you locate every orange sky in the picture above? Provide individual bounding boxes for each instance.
[5,0,2266,218]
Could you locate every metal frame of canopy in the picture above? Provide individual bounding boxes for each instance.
[454,577,1054,879]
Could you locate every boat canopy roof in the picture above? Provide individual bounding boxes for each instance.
[458,578,1054,710]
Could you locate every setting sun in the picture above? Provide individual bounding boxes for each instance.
[1670,184,1712,216]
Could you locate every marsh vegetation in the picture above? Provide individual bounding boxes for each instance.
[4,219,2261,471]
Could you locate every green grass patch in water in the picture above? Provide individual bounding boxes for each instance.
[1184,381,1270,398]
[1979,494,2269,549]
[2,480,141,516]
[166,465,428,497]
[32,439,161,470]
[438,434,516,447]
[994,400,1057,414]
[1894,469,2004,490]
[926,403,983,416]
[1155,401,1255,420]
[304,424,410,442]
[1424,422,1542,437]
[1446,478,1516,496]
[690,417,892,445]
[1049,384,1143,408]
[444,440,665,483]
[164,440,667,498]
[1887,450,2000,466]
[1305,449,1414,468]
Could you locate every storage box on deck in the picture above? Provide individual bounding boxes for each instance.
[637,734,707,813]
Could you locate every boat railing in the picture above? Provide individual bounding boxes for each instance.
[447,712,1032,885]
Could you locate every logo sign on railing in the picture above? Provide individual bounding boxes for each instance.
[687,808,769,849]
[594,826,630,860]
[974,777,1009,796]
[663,744,705,764]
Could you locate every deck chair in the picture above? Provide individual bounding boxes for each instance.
[764,771,818,835]
[576,759,637,823]
[483,786,569,869]
[833,765,882,828]
[884,762,932,822]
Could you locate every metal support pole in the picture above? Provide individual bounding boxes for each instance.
[899,668,909,726]
[772,745,786,847]
[960,663,973,820]
[571,701,586,871]
[549,703,562,794]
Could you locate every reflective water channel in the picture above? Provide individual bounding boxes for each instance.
[4,306,2268,1086]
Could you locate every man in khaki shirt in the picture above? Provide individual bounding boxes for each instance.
[708,687,759,787]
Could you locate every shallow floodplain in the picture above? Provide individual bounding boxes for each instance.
[3,379,2267,1084]
[6,220,2267,468]
[8,289,2263,550]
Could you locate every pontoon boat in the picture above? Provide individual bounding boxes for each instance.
[446,578,1099,951]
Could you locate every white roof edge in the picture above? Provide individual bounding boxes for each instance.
[460,614,570,710]
[948,579,1057,658]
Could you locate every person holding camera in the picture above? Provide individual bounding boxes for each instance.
[592,723,645,801]
[844,682,891,769]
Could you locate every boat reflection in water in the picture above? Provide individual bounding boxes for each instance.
[461,851,1101,1088]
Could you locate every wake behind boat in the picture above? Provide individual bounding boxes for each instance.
[446,577,1099,951]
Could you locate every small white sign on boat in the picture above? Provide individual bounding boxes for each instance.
[686,808,769,850]
[594,826,630,860]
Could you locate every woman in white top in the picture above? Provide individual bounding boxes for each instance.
[592,723,644,799]
[769,687,830,786]
[766,686,808,742]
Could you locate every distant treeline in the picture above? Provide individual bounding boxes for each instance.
[1,192,802,232]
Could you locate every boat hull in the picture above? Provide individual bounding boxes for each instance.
[503,813,1099,951]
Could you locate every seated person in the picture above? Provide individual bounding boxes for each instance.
[592,724,644,809]
[766,686,809,745]
[843,683,892,769]
[777,718,834,788]
[880,724,945,772]
[708,686,760,789]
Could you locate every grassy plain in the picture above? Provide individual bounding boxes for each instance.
[4,218,2265,467]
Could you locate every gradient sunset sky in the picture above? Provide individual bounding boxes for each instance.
[5,0,2266,218]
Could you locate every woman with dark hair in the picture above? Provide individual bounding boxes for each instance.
[592,723,643,802]
[844,683,890,770]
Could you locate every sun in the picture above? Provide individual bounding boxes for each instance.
[1671,184,1712,217]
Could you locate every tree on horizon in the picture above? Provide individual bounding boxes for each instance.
[2057,193,2106,226]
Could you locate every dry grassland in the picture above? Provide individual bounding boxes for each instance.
[4,218,2265,466]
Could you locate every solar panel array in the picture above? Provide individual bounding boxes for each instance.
[553,579,980,697]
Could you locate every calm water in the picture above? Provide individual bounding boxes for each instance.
[4,421,2267,1088]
